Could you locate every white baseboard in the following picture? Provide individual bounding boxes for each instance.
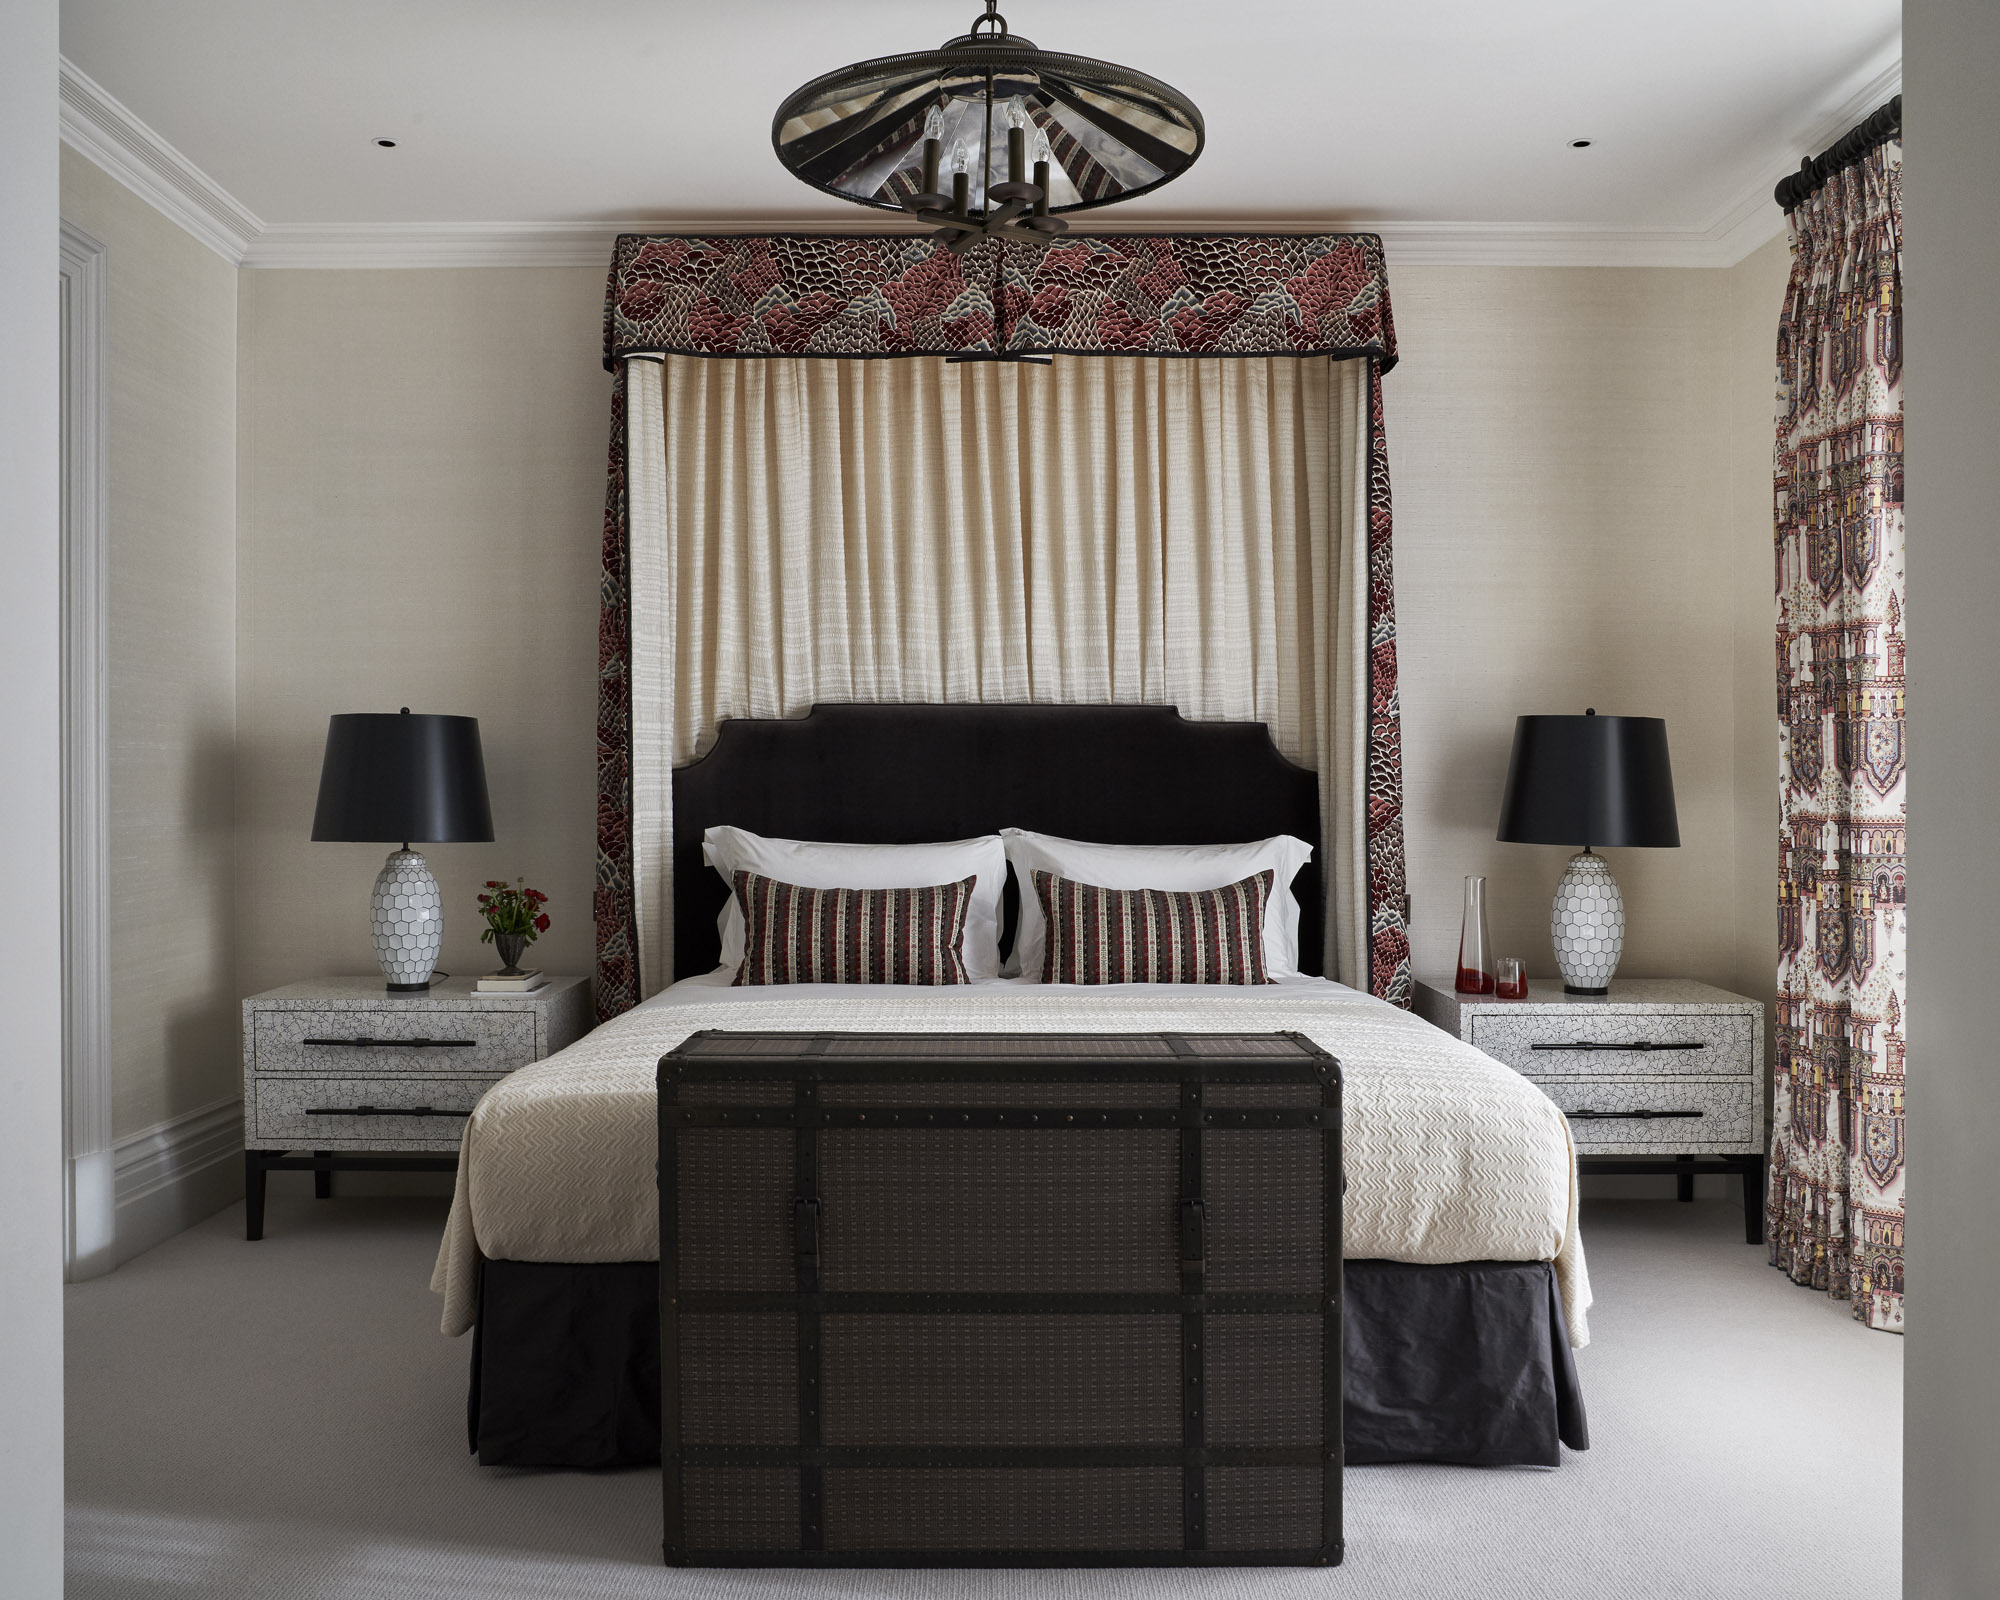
[65,1149,117,1281]
[111,1097,243,1265]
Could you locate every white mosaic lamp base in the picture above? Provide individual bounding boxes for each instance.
[370,848,443,991]
[1550,849,1625,994]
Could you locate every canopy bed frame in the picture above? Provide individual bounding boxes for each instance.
[591,231,1414,1019]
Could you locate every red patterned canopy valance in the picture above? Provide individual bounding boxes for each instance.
[602,233,1396,369]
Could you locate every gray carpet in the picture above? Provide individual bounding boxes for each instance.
[65,1196,1900,1598]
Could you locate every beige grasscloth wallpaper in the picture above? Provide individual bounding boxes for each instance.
[236,269,607,997]
[1393,242,1788,1004]
[60,147,239,1141]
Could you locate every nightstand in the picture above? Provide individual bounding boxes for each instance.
[1414,977,1766,1243]
[240,975,591,1239]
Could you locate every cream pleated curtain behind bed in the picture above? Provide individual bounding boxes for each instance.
[622,352,1372,998]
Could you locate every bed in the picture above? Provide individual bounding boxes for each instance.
[434,704,1590,1475]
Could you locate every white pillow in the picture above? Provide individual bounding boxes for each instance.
[1001,830,1315,981]
[703,828,1009,981]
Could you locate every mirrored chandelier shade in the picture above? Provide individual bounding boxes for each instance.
[773,1,1204,254]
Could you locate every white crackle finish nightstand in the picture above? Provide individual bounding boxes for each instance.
[240,975,591,1239]
[1414,977,1767,1243]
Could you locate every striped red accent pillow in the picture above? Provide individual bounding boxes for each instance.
[1032,869,1276,986]
[732,870,976,986]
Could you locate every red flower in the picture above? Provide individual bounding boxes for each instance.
[484,881,504,888]
[534,913,551,932]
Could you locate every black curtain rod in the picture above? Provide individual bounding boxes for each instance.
[1774,93,1902,214]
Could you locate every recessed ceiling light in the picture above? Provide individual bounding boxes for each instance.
[1570,138,1593,149]
[374,137,398,148]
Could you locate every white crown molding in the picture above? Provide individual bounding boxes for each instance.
[59,55,263,263]
[244,220,650,269]
[1372,221,1770,270]
[1683,47,1904,269]
[240,216,1763,271]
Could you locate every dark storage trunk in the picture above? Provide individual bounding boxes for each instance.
[658,1029,1343,1567]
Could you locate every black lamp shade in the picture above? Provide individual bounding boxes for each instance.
[310,712,494,844]
[1496,714,1679,849]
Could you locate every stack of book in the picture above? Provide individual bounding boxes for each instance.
[476,969,545,994]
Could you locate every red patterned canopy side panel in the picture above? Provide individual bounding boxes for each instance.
[594,367,640,1021]
[1366,363,1412,1007]
[604,234,1396,365]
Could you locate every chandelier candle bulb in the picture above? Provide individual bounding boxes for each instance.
[918,102,945,199]
[1033,158,1050,216]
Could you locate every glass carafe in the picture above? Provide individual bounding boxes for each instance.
[1456,875,1495,994]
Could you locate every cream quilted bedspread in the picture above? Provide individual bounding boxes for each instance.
[432,980,1590,1345]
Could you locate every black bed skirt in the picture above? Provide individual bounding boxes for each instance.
[468,1257,1587,1472]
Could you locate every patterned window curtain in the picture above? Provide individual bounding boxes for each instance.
[1770,138,1904,1332]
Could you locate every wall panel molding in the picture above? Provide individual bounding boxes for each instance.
[59,217,114,1281]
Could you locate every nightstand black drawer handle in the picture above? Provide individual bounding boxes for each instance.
[303,1105,466,1118]
[301,1037,478,1049]
[1530,1041,1706,1053]
[1567,1109,1705,1120]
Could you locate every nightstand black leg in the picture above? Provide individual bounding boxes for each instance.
[245,1151,266,1241]
[1675,1154,1695,1202]
[1740,1155,1766,1245]
[314,1151,332,1200]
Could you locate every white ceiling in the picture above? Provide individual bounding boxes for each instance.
[59,0,1901,265]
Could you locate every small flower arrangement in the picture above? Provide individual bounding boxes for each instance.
[477,879,551,945]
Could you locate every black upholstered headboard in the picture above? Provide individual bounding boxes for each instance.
[671,703,1322,982]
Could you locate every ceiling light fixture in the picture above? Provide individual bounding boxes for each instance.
[1569,139,1593,149]
[375,137,398,148]
[772,0,1203,254]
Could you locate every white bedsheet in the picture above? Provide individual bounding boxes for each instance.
[432,975,1590,1345]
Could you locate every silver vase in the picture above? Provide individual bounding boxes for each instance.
[492,932,529,975]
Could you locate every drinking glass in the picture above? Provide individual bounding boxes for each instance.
[1495,956,1528,1000]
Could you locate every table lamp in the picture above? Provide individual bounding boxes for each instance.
[1496,709,1679,994]
[311,709,494,991]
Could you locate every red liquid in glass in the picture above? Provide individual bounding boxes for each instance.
[1455,965,1495,995]
[1495,973,1528,1000]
